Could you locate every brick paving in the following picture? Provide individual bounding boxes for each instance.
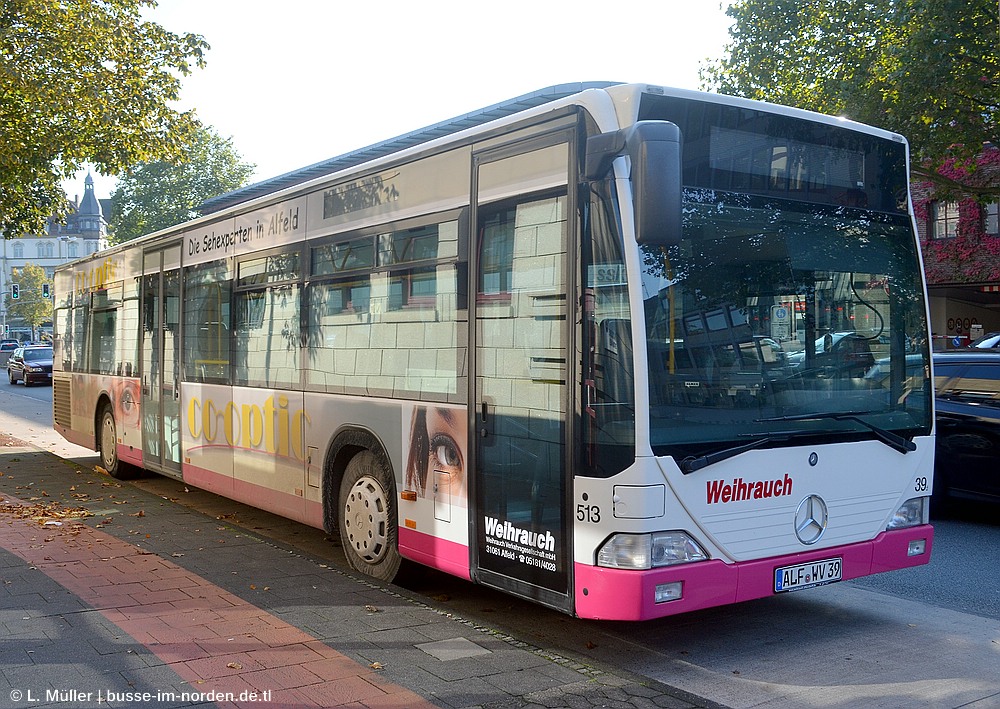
[0,445,721,709]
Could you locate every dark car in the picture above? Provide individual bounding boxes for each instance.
[6,346,54,386]
[932,350,1000,507]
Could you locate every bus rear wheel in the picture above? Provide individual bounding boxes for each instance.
[338,450,401,582]
[99,405,134,480]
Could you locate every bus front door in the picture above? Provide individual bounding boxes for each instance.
[472,134,574,613]
[141,246,182,478]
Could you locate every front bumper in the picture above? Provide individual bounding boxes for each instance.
[24,370,53,385]
[573,525,933,621]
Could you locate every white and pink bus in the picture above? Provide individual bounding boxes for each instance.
[53,83,934,620]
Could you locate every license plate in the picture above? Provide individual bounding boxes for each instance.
[774,557,842,593]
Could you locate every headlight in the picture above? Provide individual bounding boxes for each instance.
[597,531,708,569]
[24,364,39,372]
[886,497,929,530]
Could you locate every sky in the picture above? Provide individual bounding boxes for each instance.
[65,1,734,203]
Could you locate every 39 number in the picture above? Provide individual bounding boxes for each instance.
[914,477,929,492]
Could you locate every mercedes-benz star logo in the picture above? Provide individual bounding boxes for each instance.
[794,495,828,545]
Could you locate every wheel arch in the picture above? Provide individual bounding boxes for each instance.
[95,393,115,453]
[321,426,396,536]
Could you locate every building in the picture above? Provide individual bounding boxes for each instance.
[913,146,1000,349]
[2,173,110,340]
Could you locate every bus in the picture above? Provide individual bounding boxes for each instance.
[52,82,934,621]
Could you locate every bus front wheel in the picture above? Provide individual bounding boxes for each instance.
[338,450,401,582]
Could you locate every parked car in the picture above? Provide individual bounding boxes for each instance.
[786,331,876,376]
[6,346,54,386]
[968,331,1000,349]
[863,354,926,388]
[0,341,18,367]
[932,350,1000,508]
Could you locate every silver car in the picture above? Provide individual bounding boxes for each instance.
[0,341,18,367]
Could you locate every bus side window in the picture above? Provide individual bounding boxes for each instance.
[596,319,633,418]
[90,309,117,375]
[183,261,232,384]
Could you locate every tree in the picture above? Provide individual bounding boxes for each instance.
[6,264,52,340]
[701,0,1000,196]
[110,125,255,243]
[0,0,209,239]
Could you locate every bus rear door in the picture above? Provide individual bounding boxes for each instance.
[141,245,183,478]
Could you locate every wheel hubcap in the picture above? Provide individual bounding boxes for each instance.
[101,415,117,469]
[343,475,388,563]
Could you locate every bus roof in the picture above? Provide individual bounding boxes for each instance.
[199,82,621,215]
[199,81,907,218]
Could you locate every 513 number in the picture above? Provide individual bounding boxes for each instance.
[576,504,601,523]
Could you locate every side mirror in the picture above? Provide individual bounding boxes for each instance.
[584,121,683,246]
[626,121,682,246]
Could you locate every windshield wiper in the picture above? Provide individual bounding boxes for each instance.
[679,436,781,474]
[757,411,916,455]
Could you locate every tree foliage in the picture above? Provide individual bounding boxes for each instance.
[110,125,255,243]
[0,0,209,239]
[6,263,52,334]
[701,0,1000,194]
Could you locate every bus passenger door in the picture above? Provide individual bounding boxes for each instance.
[471,133,574,613]
[141,245,183,477]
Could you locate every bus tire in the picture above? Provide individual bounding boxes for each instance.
[98,404,135,480]
[338,449,401,582]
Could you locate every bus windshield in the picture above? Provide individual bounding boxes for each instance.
[640,191,931,460]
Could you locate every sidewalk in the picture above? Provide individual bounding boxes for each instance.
[0,439,721,709]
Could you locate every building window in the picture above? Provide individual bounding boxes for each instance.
[12,243,23,258]
[931,201,959,239]
[987,203,999,238]
[38,241,54,257]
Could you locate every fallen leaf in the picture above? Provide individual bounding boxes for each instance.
[0,501,92,525]
[364,604,379,613]
[226,662,242,670]
[369,662,385,670]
